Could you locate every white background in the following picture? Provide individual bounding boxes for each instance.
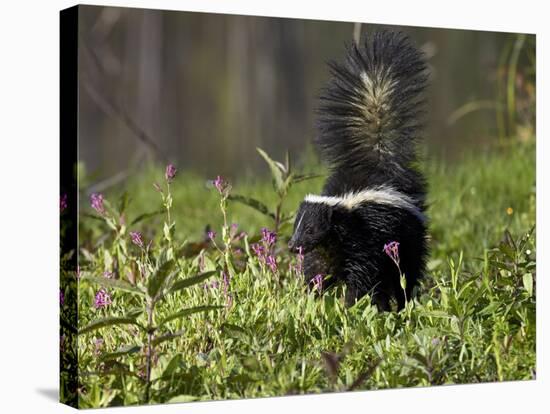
[0,0,547,412]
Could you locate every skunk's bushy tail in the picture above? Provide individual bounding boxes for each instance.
[316,31,428,175]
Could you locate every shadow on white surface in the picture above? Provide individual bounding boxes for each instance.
[36,388,58,403]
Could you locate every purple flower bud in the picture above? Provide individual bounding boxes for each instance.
[222,271,230,291]
[90,193,105,215]
[60,193,68,213]
[266,255,278,274]
[261,228,277,247]
[59,289,65,306]
[207,230,216,240]
[234,231,247,241]
[213,175,229,195]
[94,337,104,356]
[203,280,220,290]
[312,274,324,294]
[130,231,144,248]
[165,164,177,183]
[94,288,112,309]
[226,293,233,308]
[383,241,400,265]
[294,246,304,275]
[221,271,232,307]
[251,243,265,261]
[103,271,113,279]
[230,223,239,238]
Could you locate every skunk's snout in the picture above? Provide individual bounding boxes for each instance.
[288,238,305,254]
[288,239,296,251]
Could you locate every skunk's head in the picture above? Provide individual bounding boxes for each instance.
[288,201,333,253]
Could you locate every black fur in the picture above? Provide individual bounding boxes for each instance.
[289,200,427,310]
[289,31,429,310]
[318,30,428,205]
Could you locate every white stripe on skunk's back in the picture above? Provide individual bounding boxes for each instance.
[304,186,425,220]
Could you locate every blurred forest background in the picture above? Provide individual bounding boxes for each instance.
[77,5,535,183]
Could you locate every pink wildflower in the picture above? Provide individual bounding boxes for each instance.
[90,193,105,215]
[130,231,144,248]
[383,241,400,266]
[213,175,230,195]
[266,255,278,274]
[165,164,177,183]
[312,274,324,294]
[94,288,112,309]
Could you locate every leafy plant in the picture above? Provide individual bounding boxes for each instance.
[68,140,535,408]
[77,166,222,404]
[229,148,319,234]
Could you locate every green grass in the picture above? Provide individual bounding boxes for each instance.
[64,141,536,408]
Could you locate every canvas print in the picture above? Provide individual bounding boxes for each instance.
[60,5,536,409]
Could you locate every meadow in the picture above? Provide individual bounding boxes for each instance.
[60,140,535,408]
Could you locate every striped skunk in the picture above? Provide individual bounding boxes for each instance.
[288,31,429,310]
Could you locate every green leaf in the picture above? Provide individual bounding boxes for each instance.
[87,362,140,379]
[148,259,176,299]
[159,354,183,379]
[81,212,104,222]
[227,194,275,219]
[278,213,295,226]
[523,273,533,296]
[163,222,175,243]
[105,217,118,232]
[103,249,113,269]
[285,149,291,172]
[82,275,145,296]
[98,345,141,362]
[480,302,501,316]
[503,229,517,251]
[257,147,285,194]
[282,173,294,194]
[221,323,250,342]
[168,395,198,403]
[292,173,322,183]
[167,271,217,296]
[117,191,130,215]
[399,274,407,291]
[164,193,173,209]
[159,305,223,327]
[79,312,143,334]
[152,330,186,346]
[417,310,452,319]
[130,209,164,226]
[498,242,515,260]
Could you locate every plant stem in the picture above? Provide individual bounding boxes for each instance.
[274,204,281,234]
[274,195,285,234]
[144,300,154,403]
[220,198,231,275]
[166,182,172,225]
